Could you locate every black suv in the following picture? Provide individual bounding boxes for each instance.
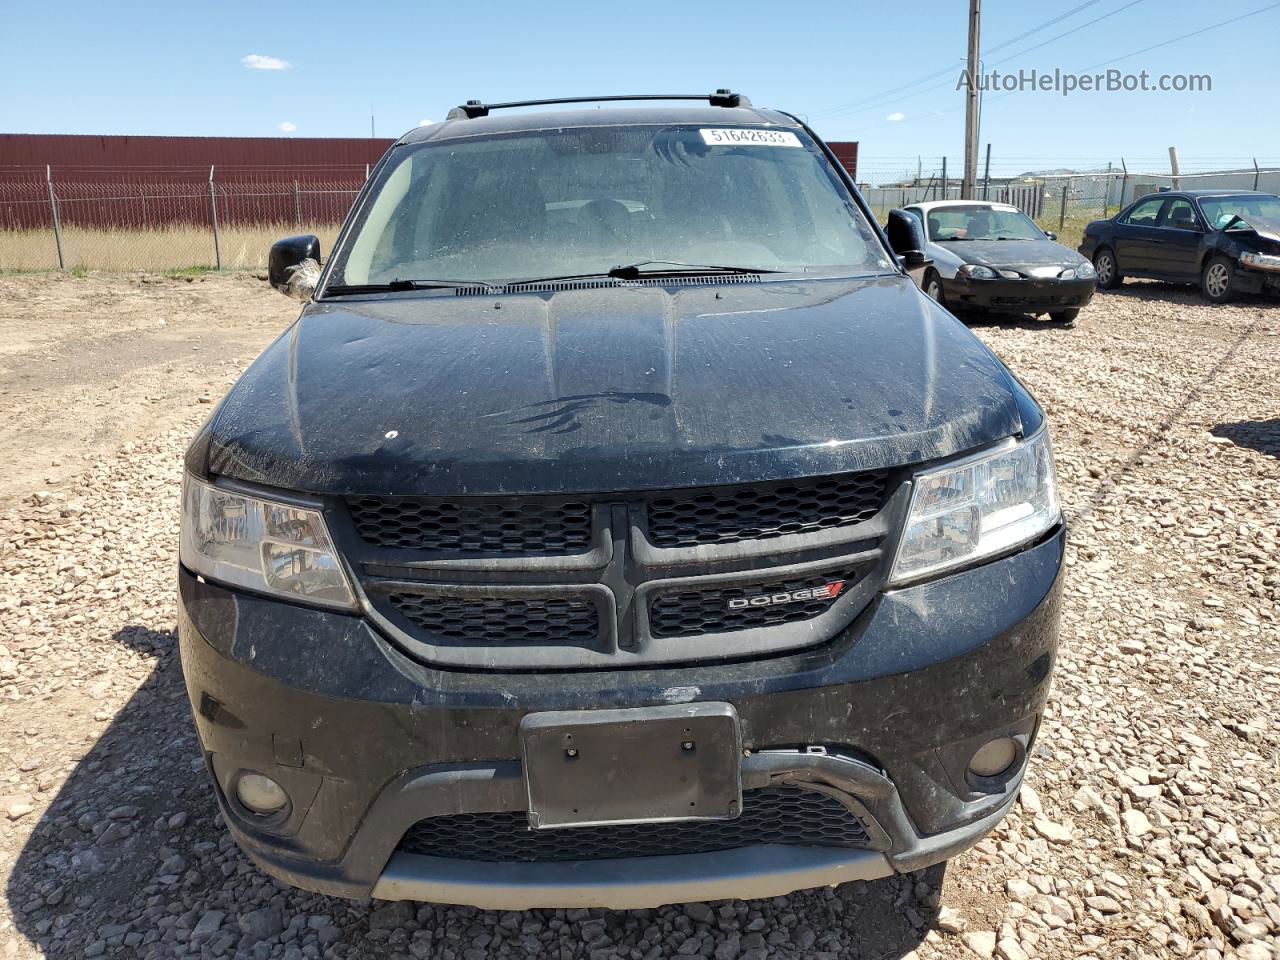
[178,93,1065,909]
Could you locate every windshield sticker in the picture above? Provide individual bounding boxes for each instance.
[699,128,802,148]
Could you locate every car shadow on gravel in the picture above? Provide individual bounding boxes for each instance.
[1212,418,1280,459]
[7,626,941,959]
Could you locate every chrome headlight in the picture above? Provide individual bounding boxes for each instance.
[889,429,1060,585]
[1240,251,1280,271]
[959,264,998,280]
[180,474,356,609]
[1074,260,1095,279]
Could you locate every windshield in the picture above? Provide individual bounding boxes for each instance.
[1197,195,1280,230]
[925,205,1044,241]
[327,124,893,287]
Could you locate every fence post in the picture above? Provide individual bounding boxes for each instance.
[208,164,221,271]
[1058,180,1069,232]
[941,157,948,198]
[46,164,65,270]
[1102,162,1112,218]
[1254,158,1261,190]
[982,143,991,199]
[1120,158,1128,209]
[294,180,302,227]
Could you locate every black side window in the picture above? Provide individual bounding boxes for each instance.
[1158,199,1199,230]
[1122,197,1166,226]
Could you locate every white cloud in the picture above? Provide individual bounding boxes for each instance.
[278,121,297,133]
[242,54,291,71]
[886,112,905,122]
[419,118,432,126]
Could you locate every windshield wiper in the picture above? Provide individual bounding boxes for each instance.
[507,261,785,286]
[607,259,784,279]
[323,278,498,296]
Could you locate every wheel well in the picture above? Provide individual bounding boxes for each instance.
[1198,250,1227,273]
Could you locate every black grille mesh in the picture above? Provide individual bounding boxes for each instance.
[387,593,599,646]
[346,497,592,554]
[396,786,868,862]
[649,569,861,638]
[645,471,890,548]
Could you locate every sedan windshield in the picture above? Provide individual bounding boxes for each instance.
[327,124,893,288]
[925,205,1044,242]
[1198,195,1280,230]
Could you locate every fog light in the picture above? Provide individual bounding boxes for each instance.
[968,738,1018,778]
[236,773,289,814]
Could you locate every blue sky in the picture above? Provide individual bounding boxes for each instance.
[3,0,1277,180]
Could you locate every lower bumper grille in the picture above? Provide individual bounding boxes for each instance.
[395,786,869,863]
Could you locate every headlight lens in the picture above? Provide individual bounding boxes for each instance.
[1240,251,1280,270]
[180,474,355,609]
[959,264,998,280]
[889,429,1060,585]
[1075,260,1096,279]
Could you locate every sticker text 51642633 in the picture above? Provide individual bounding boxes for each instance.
[699,128,803,148]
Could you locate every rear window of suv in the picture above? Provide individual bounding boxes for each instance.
[329,124,894,286]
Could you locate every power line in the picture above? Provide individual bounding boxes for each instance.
[809,0,1106,120]
[814,0,1147,123]
[860,1,1280,140]
[1080,1,1280,69]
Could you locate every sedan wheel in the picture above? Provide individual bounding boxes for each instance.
[1093,248,1122,289]
[924,269,945,305]
[1201,256,1234,303]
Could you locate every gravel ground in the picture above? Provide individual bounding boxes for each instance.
[0,273,1277,960]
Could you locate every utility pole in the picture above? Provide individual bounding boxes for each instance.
[962,0,982,199]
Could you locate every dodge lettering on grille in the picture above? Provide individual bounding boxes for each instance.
[727,580,846,610]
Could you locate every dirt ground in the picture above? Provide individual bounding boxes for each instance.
[0,272,1277,960]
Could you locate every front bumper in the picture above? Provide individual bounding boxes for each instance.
[1233,259,1280,295]
[178,527,1064,908]
[946,275,1096,313]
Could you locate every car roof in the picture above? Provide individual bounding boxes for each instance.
[906,200,1022,214]
[400,105,801,145]
[1138,189,1276,200]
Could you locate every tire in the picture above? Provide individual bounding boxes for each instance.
[1093,247,1122,289]
[1049,308,1079,327]
[1201,255,1235,303]
[923,269,946,306]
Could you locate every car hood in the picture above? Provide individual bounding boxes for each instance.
[937,238,1083,269]
[1223,214,1280,244]
[198,275,1027,496]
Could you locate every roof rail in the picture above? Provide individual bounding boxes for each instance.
[445,90,751,121]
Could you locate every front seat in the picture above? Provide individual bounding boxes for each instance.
[577,198,631,247]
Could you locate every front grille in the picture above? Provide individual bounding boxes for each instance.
[387,593,599,646]
[649,568,861,638]
[645,471,890,548]
[346,496,592,554]
[396,786,868,862]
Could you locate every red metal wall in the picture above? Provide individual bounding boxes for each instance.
[0,134,394,182]
[827,141,858,181]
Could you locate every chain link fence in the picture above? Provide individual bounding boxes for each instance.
[0,171,362,272]
[857,156,1280,249]
[5,156,1280,273]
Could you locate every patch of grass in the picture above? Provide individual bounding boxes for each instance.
[164,265,221,277]
[0,222,344,272]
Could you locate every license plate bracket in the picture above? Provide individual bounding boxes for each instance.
[520,703,742,830]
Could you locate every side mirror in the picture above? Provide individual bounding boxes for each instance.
[268,235,322,300]
[1044,231,1057,241]
[886,209,933,269]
